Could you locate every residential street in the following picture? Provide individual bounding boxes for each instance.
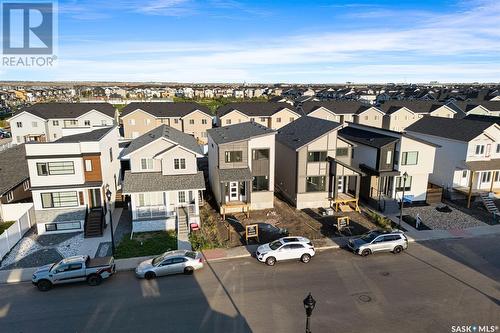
[0,235,499,333]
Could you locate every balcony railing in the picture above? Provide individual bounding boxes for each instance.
[136,205,175,220]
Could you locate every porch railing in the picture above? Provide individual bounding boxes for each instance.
[136,205,175,220]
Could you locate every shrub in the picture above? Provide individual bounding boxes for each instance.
[190,206,223,250]
[368,211,392,230]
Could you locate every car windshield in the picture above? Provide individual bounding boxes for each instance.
[269,240,283,250]
[360,232,379,243]
[152,254,166,266]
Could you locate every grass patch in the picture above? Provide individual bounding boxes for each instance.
[0,221,15,235]
[115,231,177,259]
[173,96,269,114]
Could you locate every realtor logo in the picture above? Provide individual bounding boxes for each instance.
[2,2,53,54]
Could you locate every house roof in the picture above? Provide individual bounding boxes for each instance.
[405,117,496,142]
[121,124,203,156]
[301,101,372,115]
[0,144,29,196]
[17,103,115,119]
[217,102,297,117]
[207,122,275,144]
[54,127,114,143]
[465,101,500,112]
[465,159,500,172]
[379,101,446,115]
[276,116,342,150]
[463,114,500,125]
[338,127,399,149]
[217,168,253,182]
[121,102,211,117]
[122,171,205,193]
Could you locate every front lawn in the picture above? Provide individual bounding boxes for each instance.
[0,221,15,235]
[115,231,177,259]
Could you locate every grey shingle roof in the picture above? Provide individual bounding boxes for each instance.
[54,127,114,143]
[122,171,205,193]
[217,102,297,117]
[19,103,115,119]
[380,101,446,115]
[338,127,399,149]
[121,125,203,156]
[406,117,496,142]
[301,101,372,115]
[217,168,252,182]
[121,102,211,117]
[207,122,275,144]
[465,101,500,112]
[464,114,500,125]
[0,144,29,196]
[276,116,342,150]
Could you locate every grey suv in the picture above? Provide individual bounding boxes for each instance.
[348,230,408,256]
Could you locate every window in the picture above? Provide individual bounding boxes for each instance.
[497,144,500,154]
[23,180,30,191]
[306,176,326,192]
[252,176,269,191]
[495,172,500,182]
[462,170,468,178]
[252,149,269,160]
[41,192,79,208]
[364,116,368,120]
[178,191,186,203]
[202,119,208,125]
[250,117,255,122]
[144,119,150,125]
[6,191,14,202]
[276,117,282,123]
[289,117,294,122]
[401,152,418,165]
[16,122,22,128]
[201,132,207,138]
[307,151,327,162]
[336,148,348,157]
[137,192,164,206]
[85,160,93,171]
[174,119,179,124]
[68,263,83,271]
[189,119,195,125]
[53,134,57,139]
[386,151,392,165]
[53,120,59,126]
[64,120,78,127]
[395,176,412,191]
[45,221,81,232]
[37,162,75,175]
[109,148,113,162]
[475,145,485,155]
[260,117,266,122]
[140,158,153,170]
[101,120,107,126]
[32,121,38,127]
[481,172,491,183]
[225,119,231,125]
[129,119,135,125]
[225,151,243,163]
[37,163,48,176]
[174,158,186,170]
[84,120,90,126]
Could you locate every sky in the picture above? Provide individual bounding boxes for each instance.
[1,0,500,83]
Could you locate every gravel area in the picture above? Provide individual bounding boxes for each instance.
[403,204,488,230]
[1,249,63,270]
[31,231,81,246]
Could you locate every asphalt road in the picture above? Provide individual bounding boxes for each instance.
[0,235,499,333]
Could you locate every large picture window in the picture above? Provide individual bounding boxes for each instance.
[306,176,326,192]
[37,162,75,176]
[395,176,412,192]
[252,149,269,160]
[252,176,269,191]
[140,158,154,170]
[307,151,327,162]
[225,151,243,163]
[401,151,418,165]
[41,192,79,208]
[336,148,348,157]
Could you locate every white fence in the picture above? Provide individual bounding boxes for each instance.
[0,203,34,261]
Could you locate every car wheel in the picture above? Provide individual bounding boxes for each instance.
[361,249,371,257]
[144,271,156,280]
[87,274,102,286]
[37,279,52,292]
[300,253,311,263]
[265,256,276,266]
[393,245,403,254]
[184,267,194,275]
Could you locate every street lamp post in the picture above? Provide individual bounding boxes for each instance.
[398,171,409,230]
[303,292,316,333]
[105,188,116,256]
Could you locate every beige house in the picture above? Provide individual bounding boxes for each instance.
[353,106,385,128]
[207,122,276,217]
[300,101,370,124]
[216,102,301,130]
[275,116,363,210]
[121,102,213,144]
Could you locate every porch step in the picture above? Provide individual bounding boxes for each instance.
[480,193,499,214]
[85,209,103,238]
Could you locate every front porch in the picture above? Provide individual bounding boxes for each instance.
[217,168,253,219]
[457,162,500,207]
[328,159,364,212]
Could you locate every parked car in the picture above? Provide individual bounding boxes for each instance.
[256,222,288,243]
[255,236,315,266]
[135,250,203,279]
[347,229,408,256]
[32,255,115,291]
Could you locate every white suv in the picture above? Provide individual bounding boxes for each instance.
[348,229,408,256]
[256,237,315,266]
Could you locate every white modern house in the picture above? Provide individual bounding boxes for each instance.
[406,117,500,201]
[121,125,205,235]
[8,103,116,144]
[25,127,120,235]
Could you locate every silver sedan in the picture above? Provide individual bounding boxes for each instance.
[135,250,204,279]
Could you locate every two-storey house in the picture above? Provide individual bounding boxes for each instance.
[207,122,276,217]
[216,102,301,130]
[121,125,205,235]
[120,102,213,144]
[8,103,116,144]
[338,123,437,211]
[25,127,120,235]
[406,117,500,204]
[275,116,364,210]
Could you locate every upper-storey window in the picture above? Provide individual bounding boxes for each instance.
[202,119,208,125]
[64,120,78,127]
[174,158,186,170]
[16,122,22,128]
[496,144,500,154]
[32,121,38,127]
[260,117,266,122]
[140,158,153,170]
[225,151,242,163]
[189,119,195,125]
[37,161,75,176]
[475,144,485,155]
[53,120,59,126]
[129,119,135,125]
[307,151,327,162]
[401,152,418,165]
[276,117,282,123]
[336,148,348,157]
[252,149,269,160]
[84,120,90,126]
[109,148,113,162]
[289,117,294,122]
[386,151,392,165]
[225,119,231,125]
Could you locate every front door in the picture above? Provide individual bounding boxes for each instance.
[89,189,102,208]
[229,182,239,201]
